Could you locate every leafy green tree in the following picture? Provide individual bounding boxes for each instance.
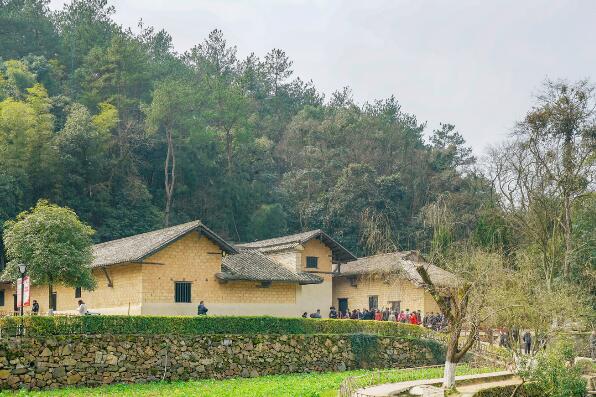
[430,123,475,170]
[55,0,117,73]
[0,0,61,60]
[0,59,36,99]
[0,82,57,217]
[249,203,288,241]
[54,103,111,219]
[76,34,152,114]
[2,201,96,311]
[184,29,237,80]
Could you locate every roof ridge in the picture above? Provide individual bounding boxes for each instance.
[92,219,237,268]
[357,251,405,260]
[237,229,321,246]
[93,220,202,247]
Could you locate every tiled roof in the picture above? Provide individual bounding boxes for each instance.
[92,220,237,267]
[237,230,357,263]
[336,251,459,288]
[217,250,323,285]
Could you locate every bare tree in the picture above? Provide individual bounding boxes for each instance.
[415,249,512,388]
[487,140,564,289]
[163,122,175,227]
[515,79,596,278]
[146,79,195,226]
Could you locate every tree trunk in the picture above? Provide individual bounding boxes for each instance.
[225,128,233,175]
[443,324,460,388]
[561,130,573,278]
[444,359,457,389]
[562,193,572,278]
[164,127,176,227]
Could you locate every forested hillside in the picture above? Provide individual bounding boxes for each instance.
[0,0,541,258]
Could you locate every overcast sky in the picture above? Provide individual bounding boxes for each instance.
[49,0,596,155]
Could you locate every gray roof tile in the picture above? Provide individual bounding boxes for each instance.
[92,220,237,267]
[237,230,356,263]
[336,251,458,288]
[217,250,323,285]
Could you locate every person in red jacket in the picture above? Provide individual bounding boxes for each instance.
[409,312,419,325]
[374,310,382,321]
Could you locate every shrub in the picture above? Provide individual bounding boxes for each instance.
[0,315,441,339]
[517,338,587,397]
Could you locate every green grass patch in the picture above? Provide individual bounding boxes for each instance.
[1,365,497,397]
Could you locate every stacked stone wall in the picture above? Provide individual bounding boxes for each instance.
[0,334,443,390]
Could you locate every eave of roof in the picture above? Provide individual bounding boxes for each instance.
[237,229,357,264]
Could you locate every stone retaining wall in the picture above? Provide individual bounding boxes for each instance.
[0,334,443,390]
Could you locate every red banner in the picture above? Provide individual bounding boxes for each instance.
[16,276,31,307]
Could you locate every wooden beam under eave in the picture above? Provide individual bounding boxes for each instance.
[101,267,113,288]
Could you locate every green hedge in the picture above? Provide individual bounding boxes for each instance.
[0,315,441,338]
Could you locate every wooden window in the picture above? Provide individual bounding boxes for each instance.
[368,295,378,310]
[0,290,4,306]
[50,293,57,311]
[306,256,318,269]
[175,282,192,303]
[75,287,82,299]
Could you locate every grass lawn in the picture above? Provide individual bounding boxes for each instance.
[1,365,497,397]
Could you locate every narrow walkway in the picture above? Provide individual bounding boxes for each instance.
[356,371,515,396]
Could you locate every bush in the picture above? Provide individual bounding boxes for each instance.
[517,338,587,397]
[0,315,440,339]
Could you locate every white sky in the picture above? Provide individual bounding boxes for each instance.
[49,0,596,155]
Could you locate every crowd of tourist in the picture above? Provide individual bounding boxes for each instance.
[300,306,448,330]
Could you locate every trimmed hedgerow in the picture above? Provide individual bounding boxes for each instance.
[0,315,440,338]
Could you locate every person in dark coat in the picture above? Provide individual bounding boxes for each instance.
[197,301,208,315]
[511,327,519,351]
[499,331,509,348]
[329,306,338,319]
[31,300,39,315]
[522,331,532,354]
